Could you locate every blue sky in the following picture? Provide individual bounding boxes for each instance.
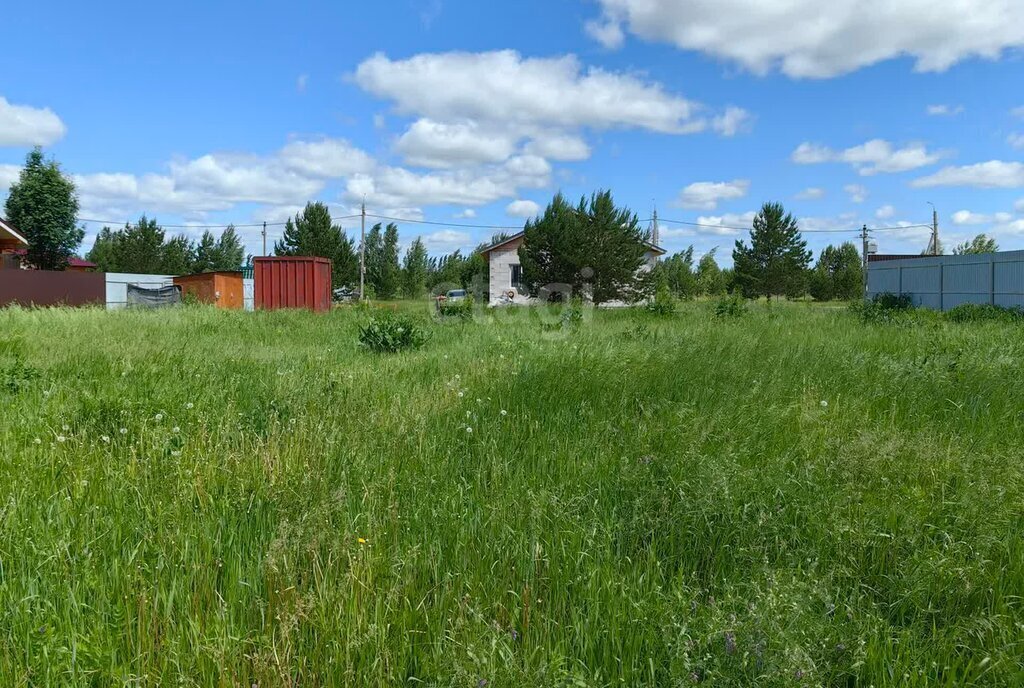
[2,0,1024,263]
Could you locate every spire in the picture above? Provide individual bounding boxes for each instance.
[651,207,660,247]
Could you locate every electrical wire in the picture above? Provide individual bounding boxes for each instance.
[364,214,522,230]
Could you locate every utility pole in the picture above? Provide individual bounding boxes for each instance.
[262,221,267,256]
[931,205,940,256]
[861,224,870,271]
[360,199,366,300]
[651,207,660,248]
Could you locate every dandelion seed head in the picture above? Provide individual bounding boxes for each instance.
[101,435,110,443]
[56,435,66,443]
[466,427,473,434]
[186,403,194,410]
[33,438,41,445]
[155,413,163,422]
[500,410,508,416]
[820,400,829,408]
[119,428,128,435]
[172,427,180,434]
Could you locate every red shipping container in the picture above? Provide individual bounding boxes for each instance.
[254,257,332,312]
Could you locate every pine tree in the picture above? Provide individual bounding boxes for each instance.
[113,216,166,274]
[86,227,119,272]
[732,202,811,300]
[274,202,357,289]
[520,191,651,304]
[4,148,84,270]
[402,237,430,298]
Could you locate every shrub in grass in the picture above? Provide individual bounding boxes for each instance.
[850,292,918,323]
[646,283,677,316]
[358,313,428,353]
[946,303,1024,323]
[437,295,474,321]
[714,293,748,318]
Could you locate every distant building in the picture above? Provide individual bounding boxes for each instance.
[0,218,97,271]
[479,231,665,306]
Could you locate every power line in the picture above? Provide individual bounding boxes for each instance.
[656,217,934,234]
[365,213,523,230]
[78,218,290,229]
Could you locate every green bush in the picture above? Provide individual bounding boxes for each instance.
[946,303,1024,323]
[714,293,748,318]
[358,313,428,353]
[646,283,677,317]
[437,295,474,321]
[870,292,914,311]
[851,292,916,324]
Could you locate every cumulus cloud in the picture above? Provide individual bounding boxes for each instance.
[676,180,750,210]
[692,211,756,236]
[712,107,753,136]
[912,161,1024,188]
[0,96,67,147]
[926,104,963,116]
[585,0,1024,78]
[454,209,477,219]
[844,184,869,203]
[951,210,1013,225]
[506,199,540,218]
[585,17,626,49]
[876,205,896,219]
[278,137,375,178]
[1,163,20,193]
[524,133,591,162]
[422,229,472,252]
[354,50,705,135]
[795,187,826,200]
[395,119,518,168]
[792,139,945,175]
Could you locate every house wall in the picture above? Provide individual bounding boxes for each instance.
[488,237,524,304]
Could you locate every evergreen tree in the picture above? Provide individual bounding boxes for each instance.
[113,216,166,274]
[85,227,119,272]
[377,223,401,299]
[208,225,245,271]
[732,202,811,300]
[192,231,218,273]
[274,202,357,289]
[161,235,197,275]
[4,148,84,270]
[363,223,385,294]
[953,234,999,255]
[519,191,651,304]
[809,243,863,301]
[402,237,430,298]
[696,249,727,295]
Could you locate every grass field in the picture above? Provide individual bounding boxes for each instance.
[1,301,1022,686]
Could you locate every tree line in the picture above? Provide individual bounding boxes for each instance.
[87,218,246,274]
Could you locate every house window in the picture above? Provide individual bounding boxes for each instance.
[510,264,523,291]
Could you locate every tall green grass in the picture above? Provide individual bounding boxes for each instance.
[0,302,1022,686]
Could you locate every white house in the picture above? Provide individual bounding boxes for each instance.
[479,231,666,305]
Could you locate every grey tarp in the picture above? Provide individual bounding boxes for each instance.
[127,284,182,307]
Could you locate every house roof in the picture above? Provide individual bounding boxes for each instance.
[0,218,29,247]
[479,231,667,257]
[9,249,97,269]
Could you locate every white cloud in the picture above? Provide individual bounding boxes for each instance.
[524,133,591,161]
[844,184,869,203]
[792,139,945,175]
[585,0,1024,78]
[795,187,825,200]
[912,161,1024,188]
[394,119,518,168]
[354,50,706,135]
[1,163,20,194]
[296,74,309,93]
[0,96,67,147]
[585,17,626,49]
[876,205,895,219]
[951,210,1014,225]
[506,199,540,218]
[344,153,551,209]
[712,107,753,136]
[422,229,472,252]
[278,137,375,178]
[926,104,963,116]
[455,209,477,219]
[676,180,750,210]
[1016,199,1024,213]
[693,211,756,236]
[1008,133,1024,149]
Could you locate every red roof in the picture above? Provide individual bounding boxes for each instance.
[9,249,97,269]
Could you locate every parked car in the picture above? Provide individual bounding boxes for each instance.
[435,289,469,312]
[333,287,360,303]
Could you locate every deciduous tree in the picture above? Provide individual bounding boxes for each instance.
[953,234,999,255]
[4,148,84,270]
[809,242,863,301]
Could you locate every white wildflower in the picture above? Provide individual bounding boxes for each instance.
[172,427,180,434]
[458,391,464,398]
[119,428,128,435]
[500,410,508,417]
[820,400,829,408]
[466,427,473,434]
[33,438,41,445]
[186,403,194,410]
[101,435,110,443]
[155,413,163,422]
[62,424,70,431]
[57,435,66,443]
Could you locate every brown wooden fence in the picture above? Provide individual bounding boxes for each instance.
[0,269,106,307]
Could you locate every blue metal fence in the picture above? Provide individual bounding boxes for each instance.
[866,251,1024,311]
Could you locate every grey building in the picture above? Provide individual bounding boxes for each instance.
[866,251,1024,311]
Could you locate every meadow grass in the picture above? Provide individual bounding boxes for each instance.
[1,301,1022,686]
